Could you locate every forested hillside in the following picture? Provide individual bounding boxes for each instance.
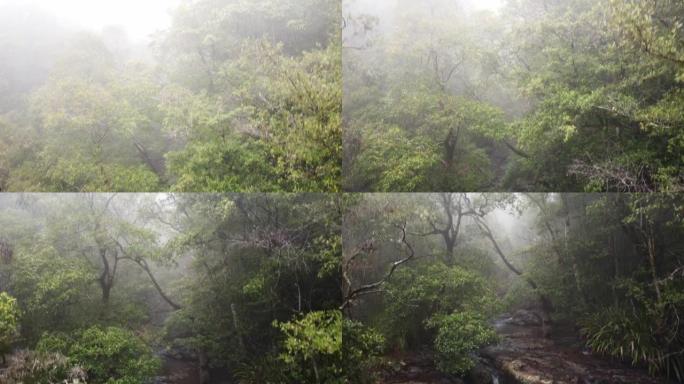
[0,194,351,383]
[343,193,684,383]
[0,0,341,192]
[343,0,684,192]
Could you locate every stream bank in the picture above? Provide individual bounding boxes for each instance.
[375,310,668,384]
[480,311,666,384]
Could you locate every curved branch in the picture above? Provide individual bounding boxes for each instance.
[340,222,416,311]
[504,140,531,159]
[114,240,182,310]
[475,217,525,278]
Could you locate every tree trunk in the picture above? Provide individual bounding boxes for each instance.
[560,195,586,305]
[98,249,113,305]
[444,235,456,266]
[611,233,620,306]
[312,357,320,384]
[647,234,662,303]
[476,217,554,323]
[199,349,210,384]
[137,259,182,310]
[443,127,460,173]
[231,303,246,352]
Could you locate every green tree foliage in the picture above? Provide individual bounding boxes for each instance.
[0,0,340,192]
[381,264,498,350]
[343,194,502,378]
[345,0,684,192]
[340,318,385,383]
[162,194,344,381]
[0,292,19,362]
[503,0,684,192]
[37,326,160,384]
[345,193,684,382]
[3,195,179,342]
[165,39,341,192]
[0,194,346,382]
[267,314,385,384]
[10,246,96,340]
[6,36,166,192]
[0,195,178,382]
[504,193,684,380]
[344,1,507,191]
[275,310,342,383]
[426,311,498,375]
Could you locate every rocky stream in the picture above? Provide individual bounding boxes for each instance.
[378,310,669,384]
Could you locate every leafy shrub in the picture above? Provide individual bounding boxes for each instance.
[426,311,498,375]
[0,350,87,384]
[341,319,385,383]
[381,263,498,350]
[9,246,98,342]
[275,310,343,383]
[235,313,383,384]
[0,292,19,361]
[581,306,684,381]
[36,326,160,384]
[233,354,288,384]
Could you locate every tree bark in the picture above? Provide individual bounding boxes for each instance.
[646,233,662,303]
[341,223,416,311]
[559,195,586,305]
[137,258,182,310]
[98,248,115,305]
[475,216,554,320]
[231,303,246,352]
[113,240,182,310]
[199,349,210,384]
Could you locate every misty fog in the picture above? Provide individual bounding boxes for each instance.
[0,193,343,383]
[0,0,341,193]
[1,0,178,42]
[343,193,684,383]
[343,0,684,193]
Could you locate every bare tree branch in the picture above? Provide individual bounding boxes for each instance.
[341,222,416,311]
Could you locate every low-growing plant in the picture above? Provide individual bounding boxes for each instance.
[581,306,684,381]
[0,350,87,384]
[0,292,19,364]
[36,326,160,384]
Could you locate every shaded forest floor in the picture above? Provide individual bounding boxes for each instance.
[155,357,235,384]
[375,311,668,384]
[156,358,200,384]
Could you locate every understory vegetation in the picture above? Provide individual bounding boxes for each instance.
[0,194,348,383]
[343,193,684,382]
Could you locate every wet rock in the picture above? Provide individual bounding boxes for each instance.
[509,309,542,326]
[468,362,494,384]
[482,324,666,384]
[500,359,553,384]
[406,365,424,379]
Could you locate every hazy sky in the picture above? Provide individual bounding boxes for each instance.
[2,0,180,41]
[467,0,503,12]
